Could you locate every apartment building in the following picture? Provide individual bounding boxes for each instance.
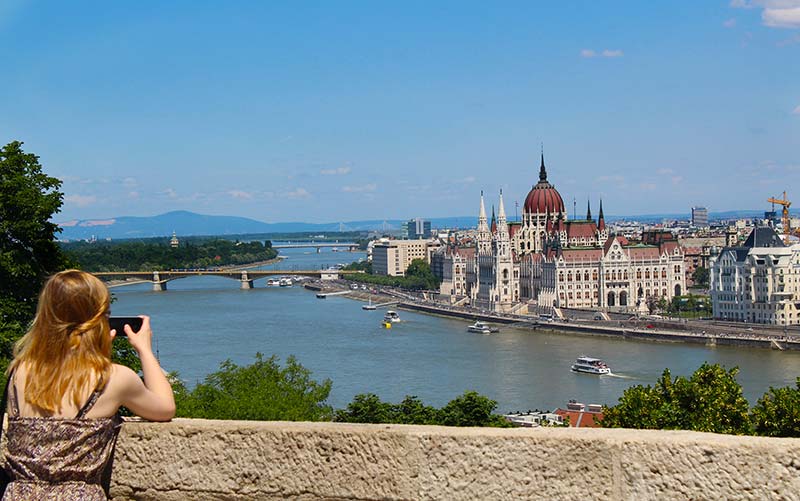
[372,239,438,276]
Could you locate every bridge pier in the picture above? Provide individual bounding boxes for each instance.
[240,271,254,290]
[152,272,167,291]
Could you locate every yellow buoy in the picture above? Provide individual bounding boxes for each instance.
[384,322,392,329]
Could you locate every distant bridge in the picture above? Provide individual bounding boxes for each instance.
[93,269,362,291]
[271,243,359,252]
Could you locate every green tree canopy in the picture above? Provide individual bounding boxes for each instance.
[750,378,800,437]
[335,391,511,427]
[0,141,71,369]
[175,353,333,421]
[602,363,751,435]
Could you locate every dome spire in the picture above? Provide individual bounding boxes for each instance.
[539,144,547,182]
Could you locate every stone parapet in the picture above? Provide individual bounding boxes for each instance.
[110,419,800,500]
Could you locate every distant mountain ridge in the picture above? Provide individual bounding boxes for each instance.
[56,209,794,240]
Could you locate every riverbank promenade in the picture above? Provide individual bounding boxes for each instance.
[110,419,800,500]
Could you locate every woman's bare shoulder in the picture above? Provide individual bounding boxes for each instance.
[109,364,143,389]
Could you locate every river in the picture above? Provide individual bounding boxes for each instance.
[110,246,800,413]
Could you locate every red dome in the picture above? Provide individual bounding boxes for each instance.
[524,154,565,215]
[524,181,565,215]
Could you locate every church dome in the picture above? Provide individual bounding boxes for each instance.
[524,155,565,215]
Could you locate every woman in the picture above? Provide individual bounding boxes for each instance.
[3,270,175,500]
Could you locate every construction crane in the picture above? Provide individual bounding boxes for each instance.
[767,191,791,245]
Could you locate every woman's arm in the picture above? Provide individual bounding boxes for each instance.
[112,315,176,421]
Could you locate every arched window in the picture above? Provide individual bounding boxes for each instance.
[607,291,616,306]
[620,291,628,306]
[559,272,564,282]
[675,284,682,296]
[636,269,642,279]
[503,269,509,280]
[567,272,572,281]
[612,270,617,280]
[661,269,667,278]
[592,270,598,280]
[645,269,650,279]
[623,270,628,280]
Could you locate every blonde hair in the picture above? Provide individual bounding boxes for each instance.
[9,269,113,413]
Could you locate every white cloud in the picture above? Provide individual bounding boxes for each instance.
[457,176,476,184]
[320,166,351,175]
[731,0,800,28]
[227,190,253,200]
[764,6,800,27]
[601,49,624,57]
[582,49,623,58]
[671,176,684,185]
[122,177,137,188]
[160,188,178,199]
[597,175,625,183]
[342,183,377,193]
[724,17,738,27]
[285,188,310,199]
[65,194,96,207]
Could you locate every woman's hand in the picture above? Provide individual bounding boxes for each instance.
[124,315,153,355]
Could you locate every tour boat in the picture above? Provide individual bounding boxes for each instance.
[467,321,499,334]
[571,356,611,375]
[383,310,401,323]
[279,277,293,287]
[266,278,280,286]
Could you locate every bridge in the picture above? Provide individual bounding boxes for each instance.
[93,269,362,291]
[271,242,358,252]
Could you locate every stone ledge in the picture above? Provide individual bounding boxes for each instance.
[110,419,800,500]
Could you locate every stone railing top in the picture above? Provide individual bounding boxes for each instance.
[111,419,800,501]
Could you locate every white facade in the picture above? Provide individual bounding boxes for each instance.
[710,244,800,325]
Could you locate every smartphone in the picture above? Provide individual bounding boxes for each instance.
[108,316,143,336]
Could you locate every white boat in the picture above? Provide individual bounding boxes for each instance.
[279,277,293,287]
[467,321,499,334]
[383,310,401,323]
[571,356,611,375]
[266,278,280,286]
[362,298,377,311]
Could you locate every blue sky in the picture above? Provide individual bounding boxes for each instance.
[1,1,798,224]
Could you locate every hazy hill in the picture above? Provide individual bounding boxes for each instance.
[57,209,792,241]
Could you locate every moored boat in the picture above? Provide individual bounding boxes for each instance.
[362,298,377,310]
[467,321,499,334]
[570,356,611,375]
[279,277,293,287]
[266,278,280,286]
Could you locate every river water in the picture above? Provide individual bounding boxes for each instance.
[110,246,800,413]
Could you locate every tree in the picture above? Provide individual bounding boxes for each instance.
[405,259,440,290]
[334,393,393,423]
[602,363,751,435]
[0,141,71,370]
[751,378,800,437]
[176,353,333,421]
[692,266,709,288]
[438,391,512,427]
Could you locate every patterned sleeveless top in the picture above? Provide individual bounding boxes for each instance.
[3,374,123,500]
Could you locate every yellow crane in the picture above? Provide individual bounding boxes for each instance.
[767,191,791,245]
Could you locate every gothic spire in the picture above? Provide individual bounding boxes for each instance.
[539,149,547,182]
[586,199,592,221]
[497,190,509,238]
[490,205,497,234]
[598,199,606,231]
[478,191,489,234]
